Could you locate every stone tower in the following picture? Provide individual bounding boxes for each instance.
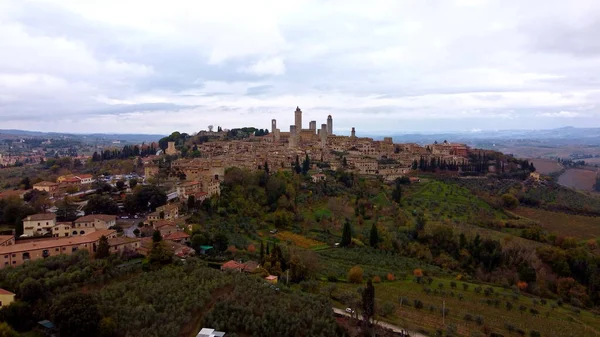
[320,124,327,148]
[327,115,333,135]
[165,141,178,155]
[309,121,317,131]
[295,106,302,131]
[289,125,297,149]
[351,127,356,138]
[271,119,277,133]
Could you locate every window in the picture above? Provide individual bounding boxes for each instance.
[55,248,59,252]
[62,247,66,251]
[12,261,15,264]
[4,262,7,266]
[22,252,30,260]
[37,223,40,227]
[11,254,15,258]
[72,247,78,252]
[4,255,7,259]
[72,231,77,235]
[80,231,85,235]
[85,223,87,227]
[46,222,49,225]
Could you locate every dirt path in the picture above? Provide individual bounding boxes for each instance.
[179,284,234,337]
[333,307,427,337]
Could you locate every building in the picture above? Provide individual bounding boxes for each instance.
[107,237,141,254]
[23,213,57,237]
[265,275,278,284]
[165,141,178,156]
[221,260,259,273]
[0,288,15,308]
[0,235,15,246]
[177,181,201,199]
[311,173,326,183]
[163,231,190,244]
[32,181,59,197]
[197,328,226,337]
[156,204,179,220]
[0,230,117,269]
[72,214,117,236]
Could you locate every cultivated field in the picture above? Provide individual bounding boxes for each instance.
[528,158,563,175]
[557,168,598,191]
[331,278,600,337]
[512,207,600,240]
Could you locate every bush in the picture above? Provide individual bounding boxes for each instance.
[372,275,381,283]
[386,273,395,281]
[348,266,364,284]
[327,275,338,282]
[530,331,541,337]
[450,281,457,289]
[414,299,424,309]
[463,283,469,291]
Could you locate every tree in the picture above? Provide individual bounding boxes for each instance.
[369,223,379,248]
[52,292,101,337]
[501,194,519,210]
[18,278,44,303]
[302,154,310,175]
[294,155,302,174]
[361,279,375,333]
[152,230,162,243]
[56,197,79,222]
[348,265,364,283]
[340,218,352,247]
[264,161,270,175]
[95,235,110,259]
[213,232,229,252]
[133,228,140,237]
[83,195,119,215]
[187,195,196,210]
[149,240,172,265]
[18,177,31,190]
[116,180,126,190]
[0,322,18,337]
[391,181,402,204]
[129,179,138,189]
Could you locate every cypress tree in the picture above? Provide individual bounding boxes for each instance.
[294,155,302,174]
[260,241,265,264]
[369,223,379,248]
[340,218,352,247]
[302,153,310,175]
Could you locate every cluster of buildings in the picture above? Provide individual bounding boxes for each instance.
[145,107,470,185]
[33,173,95,197]
[21,213,117,237]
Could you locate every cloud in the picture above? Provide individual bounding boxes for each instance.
[1,0,600,133]
[537,111,581,118]
[240,58,286,76]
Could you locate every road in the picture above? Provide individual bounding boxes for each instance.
[332,308,426,337]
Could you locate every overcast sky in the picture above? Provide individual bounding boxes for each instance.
[1,0,600,135]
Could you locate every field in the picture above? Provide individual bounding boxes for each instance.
[512,207,600,240]
[331,278,600,337]
[558,169,598,191]
[275,231,328,249]
[529,158,563,175]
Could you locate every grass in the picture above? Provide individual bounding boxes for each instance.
[275,231,326,249]
[331,278,600,337]
[512,207,600,240]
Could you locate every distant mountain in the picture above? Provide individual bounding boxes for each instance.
[0,129,165,144]
[373,126,600,145]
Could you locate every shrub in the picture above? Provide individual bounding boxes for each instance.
[474,286,482,293]
[463,283,469,291]
[414,299,424,309]
[348,266,363,284]
[386,273,395,281]
[327,275,338,282]
[475,315,484,326]
[450,281,457,289]
[530,331,541,337]
[372,275,382,283]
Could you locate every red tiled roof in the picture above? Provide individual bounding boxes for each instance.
[221,260,242,270]
[0,288,15,295]
[25,213,56,221]
[74,214,117,223]
[34,181,59,187]
[0,230,116,255]
[163,232,190,240]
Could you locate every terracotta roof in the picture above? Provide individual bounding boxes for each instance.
[0,230,116,255]
[77,174,93,179]
[108,237,140,246]
[153,220,175,229]
[25,213,56,221]
[62,177,81,183]
[242,260,259,272]
[74,214,117,223]
[163,232,190,241]
[0,235,14,244]
[0,288,15,295]
[221,260,242,270]
[34,181,59,187]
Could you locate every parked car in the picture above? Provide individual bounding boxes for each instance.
[345,308,354,314]
[269,229,278,234]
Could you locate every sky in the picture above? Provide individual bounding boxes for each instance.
[1,0,600,136]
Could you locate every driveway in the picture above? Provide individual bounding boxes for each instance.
[332,308,426,337]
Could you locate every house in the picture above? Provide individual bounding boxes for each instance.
[163,231,190,244]
[197,328,226,337]
[156,204,179,220]
[177,181,201,199]
[22,213,57,237]
[0,288,15,308]
[52,222,72,237]
[32,181,59,197]
[311,173,326,183]
[221,260,259,273]
[72,214,117,236]
[0,230,117,269]
[158,225,178,237]
[76,174,94,185]
[193,191,209,203]
[530,172,541,181]
[0,235,15,246]
[265,275,278,284]
[107,237,141,254]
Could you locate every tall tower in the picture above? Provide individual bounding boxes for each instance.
[327,115,333,135]
[271,119,277,133]
[289,125,297,149]
[295,106,302,131]
[320,124,327,148]
[309,121,317,131]
[351,127,356,138]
